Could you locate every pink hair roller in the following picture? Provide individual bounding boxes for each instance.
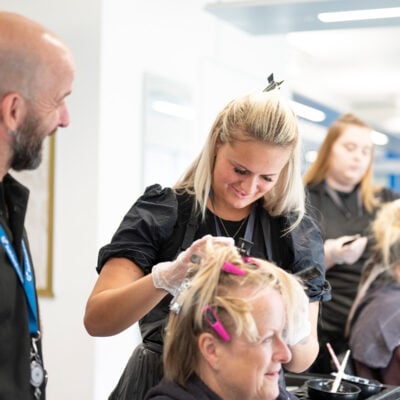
[221,261,246,276]
[203,305,231,342]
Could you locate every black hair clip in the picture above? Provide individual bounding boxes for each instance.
[263,73,284,92]
[237,238,254,257]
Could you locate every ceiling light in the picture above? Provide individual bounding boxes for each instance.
[318,7,400,23]
[371,130,389,146]
[290,101,326,123]
[151,100,194,120]
[305,150,318,163]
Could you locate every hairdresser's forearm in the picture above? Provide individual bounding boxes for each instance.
[84,259,168,336]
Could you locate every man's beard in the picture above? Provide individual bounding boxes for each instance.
[11,112,49,171]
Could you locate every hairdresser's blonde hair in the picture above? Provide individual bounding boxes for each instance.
[163,242,307,386]
[303,113,380,213]
[173,90,304,230]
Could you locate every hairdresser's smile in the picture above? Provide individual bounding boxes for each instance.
[231,185,253,199]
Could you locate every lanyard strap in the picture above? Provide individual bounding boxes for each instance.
[209,192,256,245]
[0,224,39,334]
[324,184,363,218]
[213,208,256,242]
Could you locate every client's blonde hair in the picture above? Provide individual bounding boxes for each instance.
[163,241,307,386]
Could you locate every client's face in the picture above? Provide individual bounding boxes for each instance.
[216,288,291,400]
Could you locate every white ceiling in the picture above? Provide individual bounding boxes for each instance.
[206,0,400,141]
[287,26,400,134]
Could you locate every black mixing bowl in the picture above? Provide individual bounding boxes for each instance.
[307,378,361,400]
[341,374,383,399]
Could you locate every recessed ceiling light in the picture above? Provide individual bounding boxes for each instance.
[305,150,318,163]
[318,7,400,23]
[371,130,389,146]
[290,101,326,123]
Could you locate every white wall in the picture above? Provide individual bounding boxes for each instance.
[1,1,289,398]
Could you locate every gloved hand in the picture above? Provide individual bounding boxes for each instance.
[152,235,235,295]
[324,235,367,268]
[286,288,311,346]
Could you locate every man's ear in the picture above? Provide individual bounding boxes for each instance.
[198,332,221,370]
[0,92,26,131]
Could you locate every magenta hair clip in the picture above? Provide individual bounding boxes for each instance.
[242,256,260,268]
[203,305,231,342]
[221,261,246,276]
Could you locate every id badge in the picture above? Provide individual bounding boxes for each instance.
[30,334,47,391]
[30,359,45,388]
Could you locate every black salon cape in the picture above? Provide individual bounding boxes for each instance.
[349,282,400,369]
[144,374,300,400]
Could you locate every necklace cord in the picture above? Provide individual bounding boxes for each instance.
[217,215,248,239]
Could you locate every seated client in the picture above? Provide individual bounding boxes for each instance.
[145,241,310,400]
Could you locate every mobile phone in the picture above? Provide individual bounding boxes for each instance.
[295,266,321,282]
[342,234,361,247]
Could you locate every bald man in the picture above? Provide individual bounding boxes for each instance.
[0,11,75,400]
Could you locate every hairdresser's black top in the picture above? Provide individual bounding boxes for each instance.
[98,184,330,347]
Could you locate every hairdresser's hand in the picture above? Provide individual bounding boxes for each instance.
[286,290,311,346]
[152,235,235,295]
[324,236,368,269]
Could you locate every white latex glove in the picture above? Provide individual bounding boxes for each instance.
[152,235,235,295]
[286,290,311,346]
[324,235,367,268]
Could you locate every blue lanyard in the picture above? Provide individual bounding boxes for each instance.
[0,224,39,334]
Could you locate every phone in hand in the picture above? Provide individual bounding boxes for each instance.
[294,266,321,282]
[342,234,361,247]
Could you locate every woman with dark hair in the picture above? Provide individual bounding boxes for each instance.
[304,113,399,373]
